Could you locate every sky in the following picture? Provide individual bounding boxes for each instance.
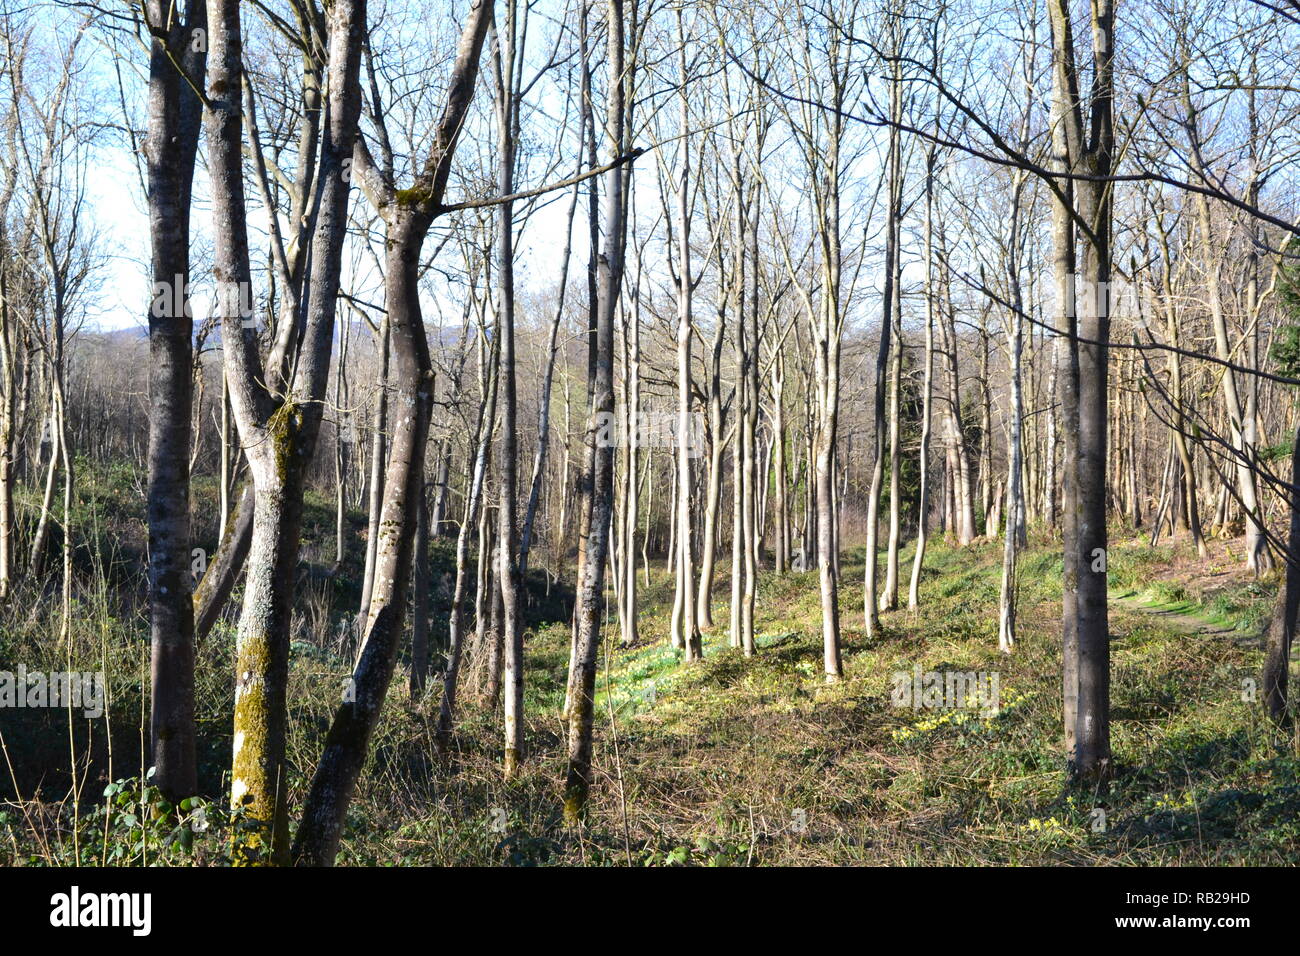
[53,0,905,341]
[71,0,586,335]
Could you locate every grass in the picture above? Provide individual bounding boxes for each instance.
[1,478,1295,864]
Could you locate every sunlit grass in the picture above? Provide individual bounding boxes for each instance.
[2,509,1292,865]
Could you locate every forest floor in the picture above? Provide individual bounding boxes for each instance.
[0,476,1296,865]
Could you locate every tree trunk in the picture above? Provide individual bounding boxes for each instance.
[410,489,430,698]
[436,331,499,747]
[293,0,491,864]
[357,315,390,633]
[564,0,627,824]
[1263,424,1300,724]
[142,0,206,804]
[909,144,938,611]
[1048,0,1113,782]
[865,59,900,631]
[493,6,526,778]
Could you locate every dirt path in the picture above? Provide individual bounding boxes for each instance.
[1111,591,1244,641]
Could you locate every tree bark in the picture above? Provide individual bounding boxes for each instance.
[564,0,627,823]
[293,0,491,865]
[142,0,206,803]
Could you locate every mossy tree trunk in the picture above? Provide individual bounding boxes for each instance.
[294,0,492,865]
[192,1,326,643]
[206,0,364,862]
